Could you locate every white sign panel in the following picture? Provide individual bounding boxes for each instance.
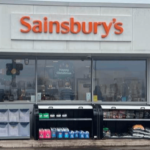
[11,14,132,41]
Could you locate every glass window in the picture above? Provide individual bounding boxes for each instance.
[0,58,35,102]
[93,60,146,102]
[37,59,91,101]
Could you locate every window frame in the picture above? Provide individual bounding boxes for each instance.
[0,55,36,104]
[0,55,147,105]
[92,58,147,105]
[36,56,92,104]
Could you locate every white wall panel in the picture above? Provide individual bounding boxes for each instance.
[67,41,100,53]
[34,6,67,14]
[68,7,100,15]
[34,41,66,50]
[133,8,150,52]
[0,5,33,49]
[100,42,131,53]
[12,40,33,49]
[101,7,132,16]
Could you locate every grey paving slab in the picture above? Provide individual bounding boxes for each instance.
[0,139,150,148]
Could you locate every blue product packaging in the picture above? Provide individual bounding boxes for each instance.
[57,128,63,139]
[84,131,90,139]
[69,131,74,139]
[79,131,84,139]
[74,130,79,139]
[63,128,69,138]
[51,128,57,138]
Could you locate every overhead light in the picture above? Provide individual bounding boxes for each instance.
[53,61,58,63]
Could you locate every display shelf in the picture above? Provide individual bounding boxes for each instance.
[103,119,150,121]
[39,118,92,121]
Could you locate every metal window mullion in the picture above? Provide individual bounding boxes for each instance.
[147,59,150,105]
[35,57,37,104]
[91,58,93,104]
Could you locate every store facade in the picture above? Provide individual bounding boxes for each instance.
[0,0,150,139]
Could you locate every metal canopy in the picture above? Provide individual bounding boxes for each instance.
[1,0,150,8]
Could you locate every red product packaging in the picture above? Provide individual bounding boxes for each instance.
[44,129,51,139]
[39,129,44,139]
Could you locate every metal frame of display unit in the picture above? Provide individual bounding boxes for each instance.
[33,104,99,140]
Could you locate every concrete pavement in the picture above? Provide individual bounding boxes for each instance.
[0,147,150,150]
[0,139,150,148]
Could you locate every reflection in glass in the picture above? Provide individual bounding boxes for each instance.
[0,59,35,102]
[37,60,91,101]
[93,60,146,102]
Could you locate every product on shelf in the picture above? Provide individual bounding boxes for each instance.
[43,113,49,119]
[144,111,150,119]
[39,129,44,139]
[44,129,51,139]
[103,111,108,118]
[56,113,61,118]
[135,111,144,119]
[111,133,119,138]
[145,128,150,133]
[50,113,55,118]
[132,125,144,130]
[57,128,63,138]
[39,127,90,139]
[103,128,111,138]
[39,113,43,119]
[63,128,69,138]
[62,112,67,118]
[112,110,118,119]
[144,135,150,138]
[120,133,132,138]
[74,130,79,138]
[103,110,150,119]
[126,110,135,119]
[131,125,150,138]
[51,128,57,138]
[132,133,144,138]
[39,129,51,139]
[84,131,90,138]
[79,131,84,139]
[103,124,150,139]
[118,110,126,119]
[69,131,74,138]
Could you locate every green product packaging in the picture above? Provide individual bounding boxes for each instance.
[103,128,109,131]
[43,113,49,119]
[39,113,43,119]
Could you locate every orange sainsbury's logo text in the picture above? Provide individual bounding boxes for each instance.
[20,16,124,38]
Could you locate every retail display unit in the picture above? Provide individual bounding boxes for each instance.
[101,105,150,139]
[33,104,99,140]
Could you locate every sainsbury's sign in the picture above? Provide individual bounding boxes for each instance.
[11,14,132,41]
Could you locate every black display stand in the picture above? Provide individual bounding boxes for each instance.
[33,104,150,140]
[99,105,150,139]
[33,104,99,140]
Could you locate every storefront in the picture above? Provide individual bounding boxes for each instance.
[0,0,150,139]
